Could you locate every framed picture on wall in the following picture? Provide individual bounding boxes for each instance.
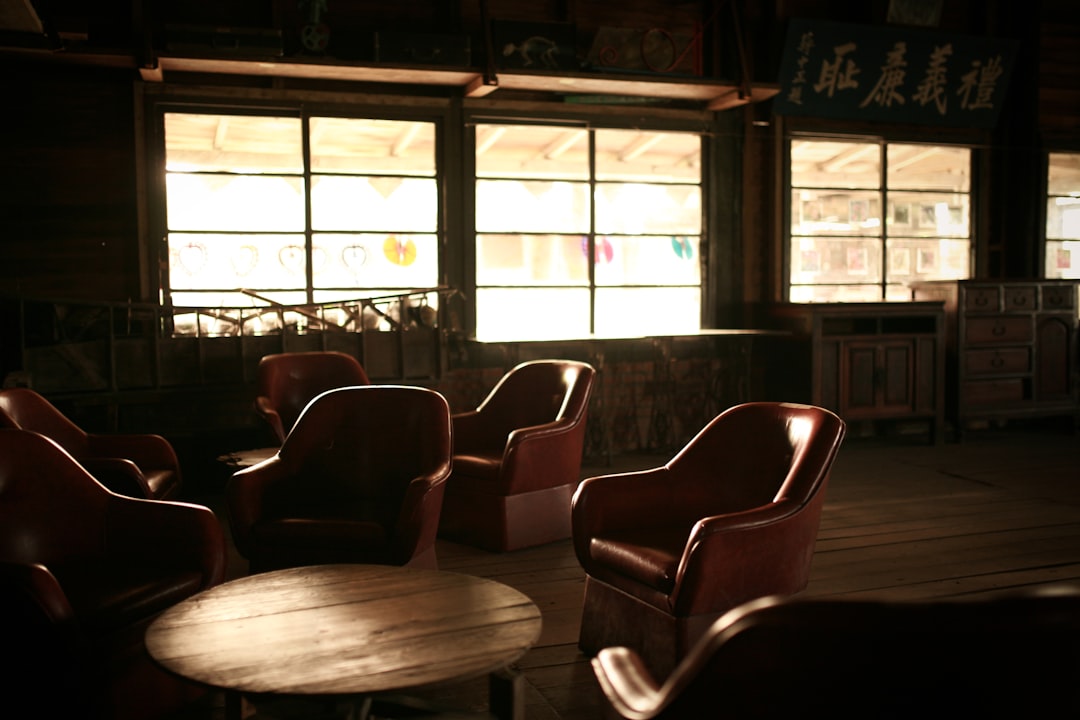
[890,247,911,275]
[916,247,937,273]
[847,246,868,275]
[849,199,868,224]
[892,203,911,226]
[801,249,821,273]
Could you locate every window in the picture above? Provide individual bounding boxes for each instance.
[788,137,971,302]
[1046,151,1080,279]
[163,111,439,333]
[473,123,702,340]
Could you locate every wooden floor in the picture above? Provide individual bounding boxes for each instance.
[169,421,1080,719]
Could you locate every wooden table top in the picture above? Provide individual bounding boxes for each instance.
[145,564,543,697]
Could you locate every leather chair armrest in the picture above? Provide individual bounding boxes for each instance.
[79,457,153,498]
[671,500,818,615]
[572,467,677,563]
[591,646,666,720]
[85,433,180,472]
[107,496,227,589]
[499,418,585,494]
[0,561,77,626]
[393,471,450,564]
[225,456,289,559]
[255,396,286,443]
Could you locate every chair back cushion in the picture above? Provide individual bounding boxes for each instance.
[668,402,845,521]
[665,590,1080,717]
[256,351,371,440]
[272,385,452,529]
[0,389,90,458]
[0,430,110,569]
[464,360,594,453]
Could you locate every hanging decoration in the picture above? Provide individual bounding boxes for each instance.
[384,235,417,266]
[581,236,614,264]
[671,236,694,260]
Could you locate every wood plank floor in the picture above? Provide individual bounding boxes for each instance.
[170,422,1080,719]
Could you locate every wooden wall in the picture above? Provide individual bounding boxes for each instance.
[1,0,1078,463]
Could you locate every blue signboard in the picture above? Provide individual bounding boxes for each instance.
[774,19,1017,128]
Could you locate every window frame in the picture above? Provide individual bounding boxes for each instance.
[782,128,981,302]
[461,111,714,340]
[144,91,455,318]
[1043,148,1080,280]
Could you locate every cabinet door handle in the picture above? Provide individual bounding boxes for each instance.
[991,355,1005,369]
[975,296,989,307]
[991,324,1006,336]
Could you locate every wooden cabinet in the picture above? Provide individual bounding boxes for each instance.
[763,303,945,442]
[910,280,1079,434]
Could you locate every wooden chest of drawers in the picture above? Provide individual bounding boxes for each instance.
[911,280,1079,436]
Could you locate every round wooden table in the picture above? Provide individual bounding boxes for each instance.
[145,564,542,718]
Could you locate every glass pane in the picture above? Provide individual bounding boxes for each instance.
[790,237,883,286]
[888,193,970,238]
[1047,196,1080,240]
[595,130,701,183]
[594,287,700,337]
[790,139,880,189]
[1048,152,1080,196]
[168,233,307,291]
[476,234,589,286]
[166,174,305,232]
[594,236,700,286]
[886,239,969,283]
[309,118,435,176]
[474,288,591,341]
[595,183,701,234]
[1046,241,1080,279]
[888,144,970,192]
[169,290,306,308]
[791,189,882,236]
[789,284,883,302]
[476,180,590,233]
[165,113,303,173]
[475,124,589,180]
[311,176,437,231]
[312,233,438,289]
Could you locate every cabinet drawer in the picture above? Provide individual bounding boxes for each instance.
[1003,286,1038,312]
[963,379,1025,406]
[963,286,1000,313]
[1043,285,1076,311]
[964,348,1030,376]
[964,316,1032,344]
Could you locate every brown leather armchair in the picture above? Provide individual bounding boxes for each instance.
[254,350,371,444]
[0,387,183,500]
[592,588,1080,719]
[227,384,452,573]
[0,428,227,720]
[573,401,845,679]
[438,359,596,552]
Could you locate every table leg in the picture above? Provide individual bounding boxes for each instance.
[489,667,524,720]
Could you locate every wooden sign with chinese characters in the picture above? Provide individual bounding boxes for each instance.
[774,19,1016,127]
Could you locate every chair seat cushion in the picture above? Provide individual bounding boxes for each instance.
[143,468,180,499]
[589,526,691,594]
[52,561,206,636]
